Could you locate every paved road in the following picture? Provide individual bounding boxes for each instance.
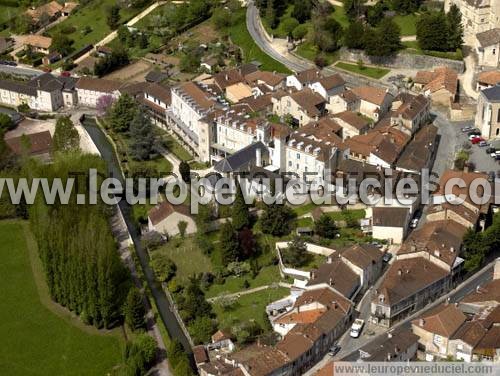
[0,64,42,77]
[246,2,313,72]
[246,2,393,90]
[337,261,495,362]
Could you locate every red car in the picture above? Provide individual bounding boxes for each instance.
[471,136,484,144]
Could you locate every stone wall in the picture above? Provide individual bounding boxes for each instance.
[338,48,465,73]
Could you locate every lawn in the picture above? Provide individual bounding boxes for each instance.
[155,236,213,282]
[47,0,141,51]
[162,133,193,162]
[326,209,366,222]
[291,202,319,217]
[206,265,281,298]
[0,220,123,376]
[0,4,21,24]
[335,61,390,79]
[392,14,418,36]
[295,41,339,65]
[226,10,291,74]
[332,5,349,28]
[212,287,289,329]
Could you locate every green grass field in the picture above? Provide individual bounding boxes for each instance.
[226,10,290,74]
[335,61,390,79]
[0,5,21,24]
[156,237,213,282]
[0,221,123,376]
[332,5,349,28]
[47,0,140,51]
[393,14,417,36]
[212,287,288,329]
[206,265,281,298]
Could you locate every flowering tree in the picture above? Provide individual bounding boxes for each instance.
[96,94,115,115]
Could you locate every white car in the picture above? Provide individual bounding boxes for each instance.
[350,319,365,338]
[410,218,419,228]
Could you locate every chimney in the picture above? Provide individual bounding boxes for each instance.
[327,256,332,264]
[329,277,334,286]
[311,271,316,279]
[388,332,392,339]
[397,269,402,276]
[494,258,500,280]
[419,318,425,327]
[387,353,391,361]
[256,147,262,167]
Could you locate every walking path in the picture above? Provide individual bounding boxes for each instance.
[75,1,166,63]
[206,282,292,303]
[460,53,479,100]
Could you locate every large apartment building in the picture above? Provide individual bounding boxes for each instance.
[0,73,76,112]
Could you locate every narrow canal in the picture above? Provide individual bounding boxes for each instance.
[82,117,194,357]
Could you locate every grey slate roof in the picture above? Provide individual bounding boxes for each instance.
[145,70,169,83]
[0,79,36,96]
[214,141,267,173]
[476,28,500,47]
[482,84,500,101]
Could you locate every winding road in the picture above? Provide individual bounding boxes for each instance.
[246,2,313,72]
[246,2,392,90]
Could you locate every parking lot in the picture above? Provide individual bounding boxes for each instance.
[459,127,500,176]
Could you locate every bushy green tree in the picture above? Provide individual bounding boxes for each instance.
[281,17,299,38]
[344,0,365,20]
[50,33,74,56]
[151,253,177,282]
[314,213,339,239]
[416,11,449,51]
[128,110,158,161]
[282,236,310,267]
[106,4,121,29]
[124,287,146,331]
[179,161,191,183]
[219,221,240,263]
[232,183,250,230]
[364,18,401,56]
[344,21,366,49]
[447,4,464,50]
[109,94,138,133]
[53,116,80,152]
[260,203,296,236]
[291,0,312,23]
[292,24,308,41]
[0,113,15,132]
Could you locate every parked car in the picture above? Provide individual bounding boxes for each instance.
[496,154,500,161]
[328,344,341,356]
[468,130,481,136]
[488,171,496,182]
[472,137,484,144]
[382,253,393,263]
[486,147,496,154]
[350,319,365,338]
[461,126,472,133]
[479,141,489,147]
[469,134,480,140]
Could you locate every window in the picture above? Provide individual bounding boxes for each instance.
[497,128,499,136]
[494,49,497,55]
[297,153,300,159]
[497,109,500,123]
